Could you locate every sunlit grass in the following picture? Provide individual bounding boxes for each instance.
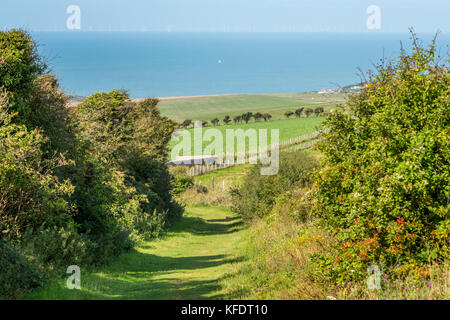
[22,206,249,300]
[169,116,325,155]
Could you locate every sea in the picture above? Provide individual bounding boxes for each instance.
[32,32,450,98]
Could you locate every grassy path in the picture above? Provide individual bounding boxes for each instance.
[23,206,247,300]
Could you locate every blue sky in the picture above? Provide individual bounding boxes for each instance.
[1,0,449,33]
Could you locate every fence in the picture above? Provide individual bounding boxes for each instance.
[186,130,324,176]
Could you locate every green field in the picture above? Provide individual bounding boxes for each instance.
[169,116,325,156]
[158,92,346,122]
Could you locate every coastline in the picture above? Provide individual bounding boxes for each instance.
[66,89,350,108]
[67,93,239,107]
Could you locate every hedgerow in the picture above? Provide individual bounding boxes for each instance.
[0,29,182,298]
[313,32,449,282]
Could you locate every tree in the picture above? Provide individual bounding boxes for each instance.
[241,112,253,124]
[262,113,272,121]
[284,111,294,119]
[211,118,219,126]
[253,112,263,122]
[314,107,324,117]
[295,108,304,118]
[304,108,314,117]
[181,119,192,128]
[223,115,231,125]
[0,29,45,118]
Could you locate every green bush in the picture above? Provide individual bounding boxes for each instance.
[72,91,183,234]
[313,33,449,281]
[170,167,194,196]
[0,240,44,299]
[172,176,194,196]
[0,100,75,237]
[231,151,318,220]
[0,29,45,119]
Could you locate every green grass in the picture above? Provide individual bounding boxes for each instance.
[194,164,253,187]
[170,116,325,156]
[158,92,346,122]
[22,206,248,300]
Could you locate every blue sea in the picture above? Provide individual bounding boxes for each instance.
[32,32,449,98]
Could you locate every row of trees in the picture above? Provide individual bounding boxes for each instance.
[181,112,274,128]
[181,107,326,128]
[284,107,324,119]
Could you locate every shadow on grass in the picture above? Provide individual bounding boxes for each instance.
[207,217,239,223]
[109,252,244,273]
[171,216,245,236]
[25,208,247,300]
[77,275,230,300]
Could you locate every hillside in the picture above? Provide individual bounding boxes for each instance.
[169,117,325,156]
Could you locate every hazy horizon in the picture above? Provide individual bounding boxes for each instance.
[1,0,449,33]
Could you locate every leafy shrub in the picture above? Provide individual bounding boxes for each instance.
[170,167,194,196]
[18,224,96,271]
[271,187,315,223]
[314,33,449,281]
[71,90,183,240]
[0,29,45,118]
[172,176,194,196]
[0,240,44,299]
[0,99,75,237]
[231,151,318,220]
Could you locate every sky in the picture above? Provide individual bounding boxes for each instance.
[1,0,449,33]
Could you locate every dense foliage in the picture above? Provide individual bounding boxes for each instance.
[0,30,45,119]
[231,151,318,220]
[0,29,182,298]
[314,34,449,281]
[71,90,182,238]
[0,240,43,299]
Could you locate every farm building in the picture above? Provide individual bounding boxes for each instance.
[168,155,219,167]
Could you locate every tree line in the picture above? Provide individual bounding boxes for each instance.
[181,106,325,128]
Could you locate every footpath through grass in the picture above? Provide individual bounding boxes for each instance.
[23,206,248,300]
